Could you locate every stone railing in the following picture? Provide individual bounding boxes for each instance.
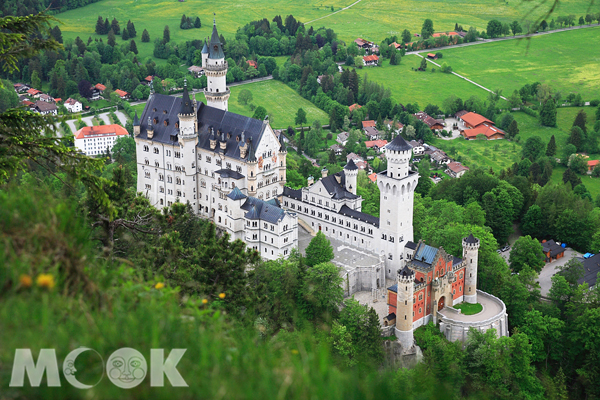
[203,61,228,72]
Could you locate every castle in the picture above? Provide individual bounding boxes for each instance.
[134,19,508,346]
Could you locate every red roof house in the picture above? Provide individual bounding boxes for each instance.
[588,160,600,172]
[114,89,129,99]
[363,55,379,66]
[362,120,376,128]
[95,83,106,92]
[459,112,505,140]
[349,103,362,112]
[367,173,378,183]
[246,60,258,69]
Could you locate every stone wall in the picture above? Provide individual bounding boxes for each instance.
[341,264,386,297]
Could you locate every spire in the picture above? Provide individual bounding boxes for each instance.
[344,158,358,171]
[279,132,286,152]
[387,134,412,152]
[201,38,208,54]
[179,79,194,115]
[208,17,224,59]
[133,111,140,126]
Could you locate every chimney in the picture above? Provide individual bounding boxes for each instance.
[147,117,154,139]
[307,176,314,186]
[321,168,328,178]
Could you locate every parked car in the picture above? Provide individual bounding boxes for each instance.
[501,245,510,252]
[584,253,594,259]
[496,249,502,254]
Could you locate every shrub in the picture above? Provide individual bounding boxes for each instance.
[521,106,538,118]
[326,133,333,140]
[590,99,600,107]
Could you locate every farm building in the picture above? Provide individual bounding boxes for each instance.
[459,112,505,140]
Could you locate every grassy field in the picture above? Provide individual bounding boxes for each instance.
[54,0,596,53]
[432,136,521,172]
[356,58,492,107]
[426,27,600,102]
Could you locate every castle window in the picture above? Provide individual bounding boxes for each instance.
[159,174,164,181]
[154,147,159,154]
[145,184,151,190]
[175,122,179,129]
[155,161,160,167]
[144,171,151,179]
[159,186,164,193]
[419,308,422,313]
[144,159,149,165]
[389,254,393,260]
[160,199,163,205]
[143,145,149,152]
[460,286,462,292]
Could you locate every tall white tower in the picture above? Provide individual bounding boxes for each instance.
[377,135,419,279]
[462,234,480,304]
[204,19,229,111]
[344,159,358,195]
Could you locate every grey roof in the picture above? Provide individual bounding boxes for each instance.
[267,198,281,207]
[453,256,463,266]
[413,242,438,265]
[137,94,267,161]
[542,240,564,258]
[208,21,224,59]
[464,234,478,244]
[344,159,358,171]
[580,254,600,287]
[385,313,396,320]
[215,168,245,180]
[338,205,379,227]
[282,186,302,200]
[227,187,247,200]
[248,139,257,162]
[133,111,140,126]
[386,134,412,152]
[399,265,415,277]
[201,39,208,54]
[180,84,194,115]
[388,284,398,293]
[321,171,359,200]
[406,241,417,250]
[241,196,287,224]
[279,132,286,151]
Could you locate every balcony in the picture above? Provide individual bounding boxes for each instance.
[204,88,231,98]
[203,61,228,72]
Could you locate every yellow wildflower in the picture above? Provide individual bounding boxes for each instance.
[155,282,165,289]
[218,293,226,299]
[202,299,208,304]
[19,275,32,288]
[291,350,299,355]
[36,274,55,289]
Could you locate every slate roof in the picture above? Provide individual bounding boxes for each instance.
[464,234,478,244]
[321,171,359,200]
[208,21,225,59]
[453,256,463,266]
[215,169,245,180]
[241,196,287,224]
[282,186,302,200]
[180,85,194,115]
[386,134,412,152]
[580,254,600,287]
[227,187,247,200]
[411,242,439,269]
[399,265,415,277]
[201,39,208,54]
[406,241,417,250]
[388,284,398,293]
[344,159,358,170]
[338,205,379,227]
[138,94,267,161]
[542,240,564,258]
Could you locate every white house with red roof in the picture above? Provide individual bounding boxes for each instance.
[75,124,129,156]
[64,98,82,113]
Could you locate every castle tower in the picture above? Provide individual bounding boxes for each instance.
[377,135,419,278]
[344,159,358,195]
[201,39,209,68]
[247,139,258,196]
[204,19,229,111]
[462,234,480,304]
[178,80,197,143]
[133,111,140,136]
[395,266,415,350]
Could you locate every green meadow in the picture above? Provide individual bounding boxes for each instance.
[55,0,596,54]
[356,58,490,107]
[426,27,600,101]
[431,136,522,172]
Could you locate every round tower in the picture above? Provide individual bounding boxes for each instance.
[395,266,415,350]
[344,159,358,195]
[204,19,230,111]
[462,234,480,304]
[201,38,209,68]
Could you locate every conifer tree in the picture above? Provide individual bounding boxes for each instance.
[539,97,557,127]
[127,20,136,38]
[129,39,138,54]
[51,25,63,43]
[546,135,557,156]
[572,109,587,134]
[507,119,519,139]
[107,29,116,47]
[121,28,129,40]
[95,16,105,34]
[163,25,170,43]
[104,18,110,34]
[110,18,120,35]
[194,17,201,28]
[141,29,150,42]
[569,126,584,151]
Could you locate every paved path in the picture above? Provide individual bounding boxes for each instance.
[538,249,580,296]
[438,293,502,322]
[304,0,366,24]
[62,111,131,135]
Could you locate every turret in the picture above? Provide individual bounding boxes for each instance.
[201,38,209,68]
[395,266,415,350]
[462,234,480,304]
[133,111,140,136]
[385,134,412,179]
[321,168,328,179]
[344,159,358,195]
[247,139,258,195]
[178,80,197,143]
[204,19,230,111]
[209,128,217,150]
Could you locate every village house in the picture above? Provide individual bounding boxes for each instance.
[364,126,381,140]
[246,60,258,69]
[337,131,349,146]
[346,152,364,164]
[13,83,30,93]
[446,161,469,178]
[115,89,129,100]
[64,98,82,113]
[32,100,57,115]
[541,240,565,263]
[27,88,42,98]
[330,144,344,156]
[38,94,55,103]
[188,65,205,77]
[367,172,377,183]
[408,140,425,156]
[363,54,379,66]
[384,119,403,134]
[579,254,600,289]
[366,139,388,153]
[143,76,155,85]
[355,160,370,172]
[414,112,445,131]
[424,145,450,165]
[389,42,403,50]
[459,111,505,140]
[75,124,129,156]
[349,103,362,113]
[587,160,599,173]
[354,37,374,50]
[426,53,438,60]
[362,120,376,128]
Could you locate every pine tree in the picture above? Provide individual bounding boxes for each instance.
[141,29,150,42]
[110,18,120,35]
[129,40,138,55]
[507,119,519,139]
[539,97,557,127]
[163,25,170,43]
[104,18,110,34]
[127,20,136,38]
[389,48,398,65]
[546,135,557,156]
[420,57,427,70]
[194,17,201,28]
[572,109,587,134]
[180,14,188,29]
[569,126,584,151]
[107,29,116,47]
[51,25,63,43]
[121,28,129,41]
[95,16,105,35]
